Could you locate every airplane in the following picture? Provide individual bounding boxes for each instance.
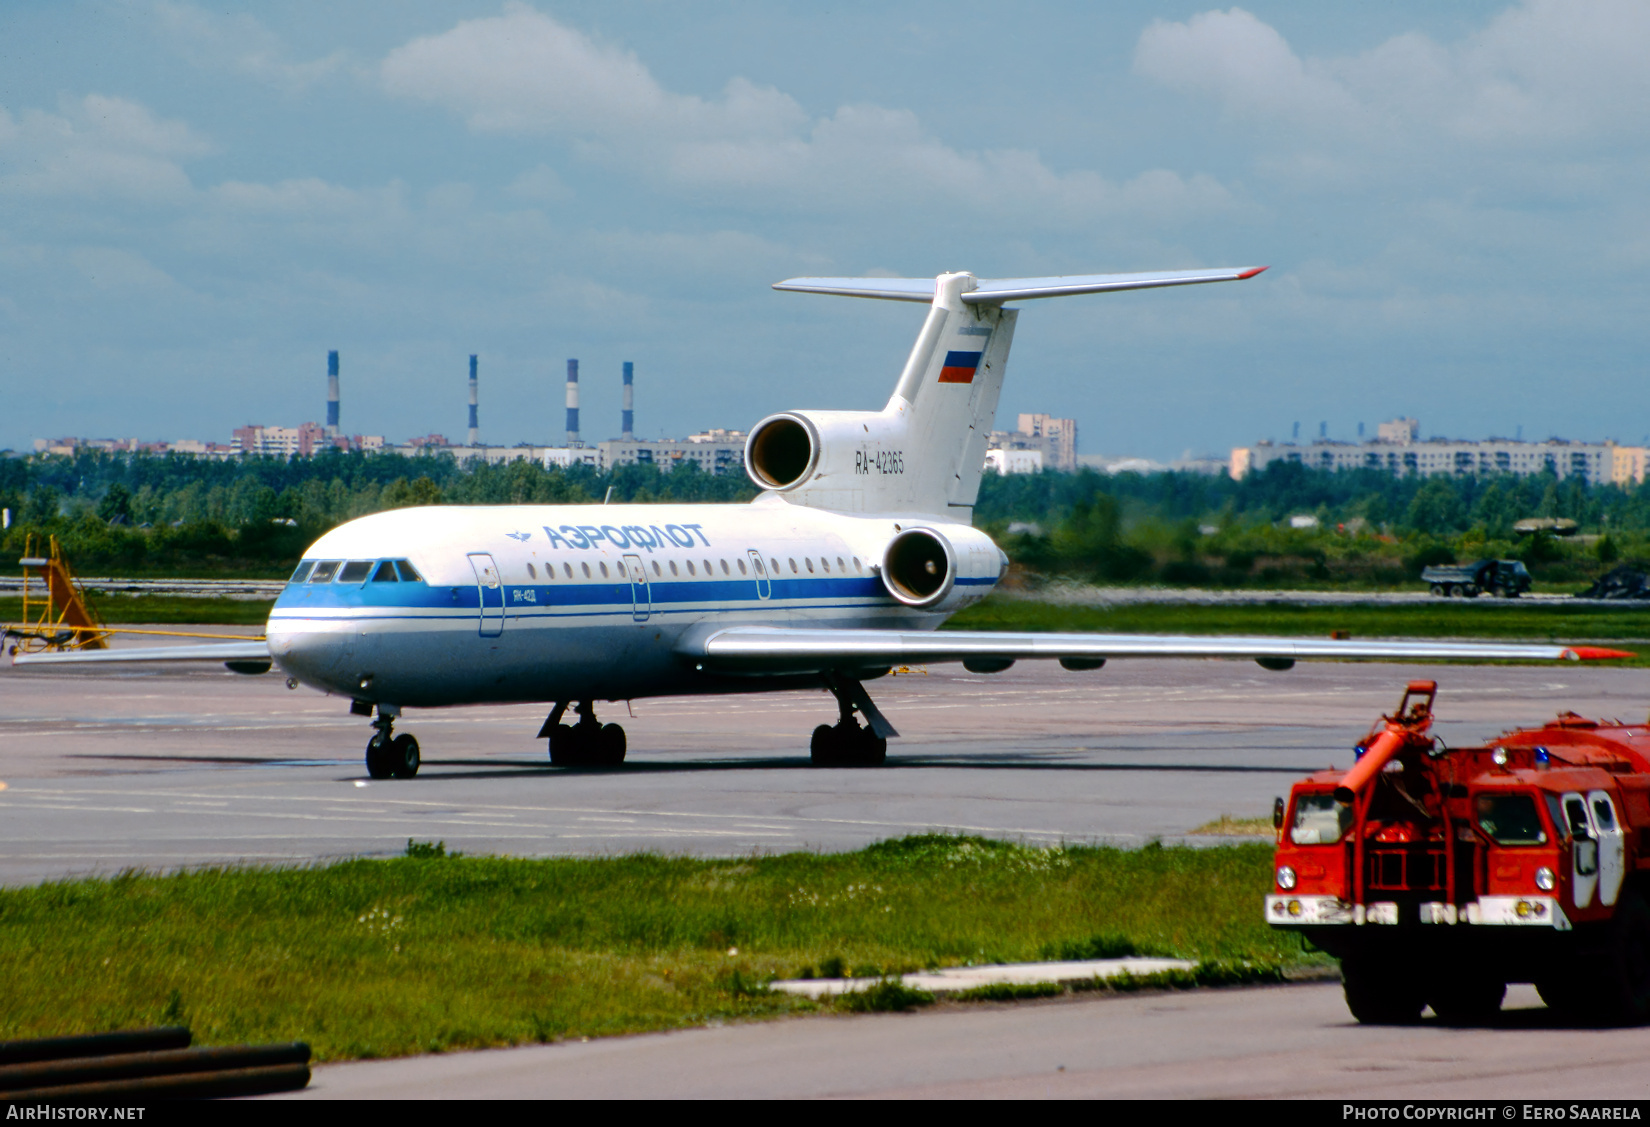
[14,267,1628,778]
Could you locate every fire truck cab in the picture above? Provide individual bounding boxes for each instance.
[1267,681,1650,1024]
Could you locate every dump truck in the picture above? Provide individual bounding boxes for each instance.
[1420,558,1531,598]
[1266,680,1650,1024]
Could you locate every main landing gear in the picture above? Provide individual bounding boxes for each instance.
[810,675,899,768]
[360,704,420,780]
[540,701,626,767]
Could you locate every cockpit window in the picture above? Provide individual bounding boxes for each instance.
[309,561,340,583]
[338,561,373,584]
[1290,794,1352,845]
[372,561,400,582]
[1476,793,1547,846]
[289,561,314,584]
[395,560,423,583]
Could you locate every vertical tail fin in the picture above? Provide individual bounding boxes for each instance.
[755,266,1264,519]
[884,272,1016,515]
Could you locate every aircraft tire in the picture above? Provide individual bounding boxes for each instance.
[548,726,570,766]
[390,733,421,779]
[600,723,626,766]
[857,732,887,767]
[365,735,395,780]
[810,725,836,767]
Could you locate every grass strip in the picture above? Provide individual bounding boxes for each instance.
[0,596,274,627]
[947,596,1650,656]
[7,590,1647,642]
[0,836,1313,1060]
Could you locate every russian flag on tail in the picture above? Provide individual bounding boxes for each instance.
[938,350,983,384]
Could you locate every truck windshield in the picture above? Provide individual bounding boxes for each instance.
[1291,794,1352,845]
[1475,793,1547,845]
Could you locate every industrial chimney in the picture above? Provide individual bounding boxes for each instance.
[621,361,634,441]
[566,359,580,447]
[325,350,340,438]
[467,355,479,446]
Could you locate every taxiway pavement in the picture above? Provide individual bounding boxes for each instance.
[278,982,1650,1100]
[2,637,1646,884]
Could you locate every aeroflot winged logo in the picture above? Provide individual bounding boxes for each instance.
[937,350,983,384]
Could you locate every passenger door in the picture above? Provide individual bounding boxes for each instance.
[468,552,504,638]
[1588,790,1626,907]
[748,550,771,600]
[624,554,650,623]
[1562,792,1598,909]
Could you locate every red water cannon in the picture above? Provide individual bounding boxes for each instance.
[1333,680,1437,804]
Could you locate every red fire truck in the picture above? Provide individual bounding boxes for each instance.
[1267,680,1650,1024]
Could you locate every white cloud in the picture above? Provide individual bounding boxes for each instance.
[381,4,803,141]
[381,4,1233,224]
[0,95,207,201]
[154,2,350,90]
[1135,1,1650,147]
[69,246,179,292]
[208,177,398,218]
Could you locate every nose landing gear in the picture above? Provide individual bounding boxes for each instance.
[539,700,626,767]
[363,705,419,779]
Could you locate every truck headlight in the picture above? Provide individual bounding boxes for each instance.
[1276,865,1297,890]
[1534,867,1555,891]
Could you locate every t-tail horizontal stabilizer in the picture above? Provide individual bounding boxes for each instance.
[772,267,1267,304]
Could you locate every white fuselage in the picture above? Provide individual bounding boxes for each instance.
[267,499,1003,708]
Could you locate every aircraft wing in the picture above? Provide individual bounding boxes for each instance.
[10,641,272,668]
[685,626,1630,675]
[772,267,1266,305]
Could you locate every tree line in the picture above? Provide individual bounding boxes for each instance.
[0,450,1643,586]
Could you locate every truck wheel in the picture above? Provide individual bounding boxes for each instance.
[1341,958,1424,1025]
[1430,585,1445,597]
[1449,584,1466,598]
[1540,894,1650,1025]
[1537,974,1588,1019]
[1429,977,1505,1025]
[1597,892,1650,1025]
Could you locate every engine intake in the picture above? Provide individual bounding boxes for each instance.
[745,414,819,491]
[881,528,955,608]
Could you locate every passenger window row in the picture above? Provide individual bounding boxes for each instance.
[512,555,865,582]
[290,553,866,587]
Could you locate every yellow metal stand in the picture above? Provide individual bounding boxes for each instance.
[6,535,111,654]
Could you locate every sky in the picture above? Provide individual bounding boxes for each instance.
[3,0,1649,460]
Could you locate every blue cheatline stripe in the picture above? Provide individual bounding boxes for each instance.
[270,601,903,626]
[273,573,997,615]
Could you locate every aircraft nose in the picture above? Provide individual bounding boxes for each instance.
[268,623,359,691]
